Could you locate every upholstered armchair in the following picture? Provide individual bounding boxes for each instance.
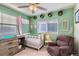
[47,35,74,56]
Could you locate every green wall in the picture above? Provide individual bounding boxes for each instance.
[0,4,74,41]
[0,4,29,33]
[29,8,74,41]
[0,4,28,19]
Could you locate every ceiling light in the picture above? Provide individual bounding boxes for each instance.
[29,4,37,11]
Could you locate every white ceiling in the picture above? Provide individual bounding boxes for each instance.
[10,3,76,16]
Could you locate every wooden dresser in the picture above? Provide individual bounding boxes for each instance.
[0,37,19,56]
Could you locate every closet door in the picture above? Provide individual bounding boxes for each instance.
[2,13,17,24]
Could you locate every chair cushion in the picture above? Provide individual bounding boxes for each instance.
[58,36,65,41]
[57,40,68,46]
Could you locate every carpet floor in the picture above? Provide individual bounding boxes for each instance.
[14,46,50,56]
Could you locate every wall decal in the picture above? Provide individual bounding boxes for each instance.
[40,14,45,18]
[48,12,53,17]
[33,16,37,19]
[58,10,63,16]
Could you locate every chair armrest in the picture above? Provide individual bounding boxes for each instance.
[59,46,70,56]
[59,46,70,49]
[48,42,57,46]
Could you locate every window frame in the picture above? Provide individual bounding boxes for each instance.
[37,20,58,34]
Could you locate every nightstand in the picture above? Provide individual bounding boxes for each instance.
[17,35,26,49]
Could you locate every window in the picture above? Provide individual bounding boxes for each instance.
[37,21,47,33]
[0,24,17,36]
[0,13,18,39]
[17,16,29,35]
[21,18,29,34]
[47,23,57,32]
[37,20,58,33]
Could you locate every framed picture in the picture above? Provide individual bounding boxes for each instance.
[62,20,68,31]
[75,9,79,23]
